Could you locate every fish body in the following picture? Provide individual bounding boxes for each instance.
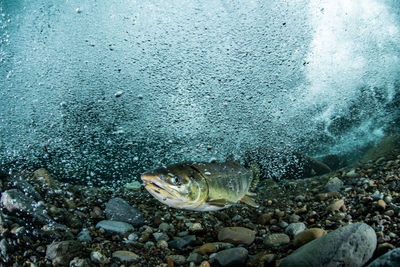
[141,161,258,211]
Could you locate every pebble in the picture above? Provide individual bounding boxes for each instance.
[281,222,376,267]
[167,254,186,265]
[77,228,92,242]
[157,240,168,248]
[218,227,255,245]
[285,222,306,237]
[112,250,140,263]
[378,199,387,209]
[289,214,301,223]
[187,252,203,264]
[196,243,217,255]
[168,235,197,249]
[90,251,110,264]
[159,222,172,232]
[263,233,290,247]
[69,258,90,267]
[327,198,344,212]
[0,239,10,257]
[293,228,326,248]
[257,214,271,224]
[104,197,144,227]
[189,222,203,232]
[45,241,82,265]
[213,247,248,267]
[153,232,170,241]
[367,247,400,267]
[95,220,134,235]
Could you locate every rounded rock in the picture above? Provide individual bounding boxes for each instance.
[263,233,290,247]
[218,227,255,245]
[293,228,327,248]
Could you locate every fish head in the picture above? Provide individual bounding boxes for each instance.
[141,163,207,210]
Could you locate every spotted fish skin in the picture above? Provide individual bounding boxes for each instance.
[141,161,258,211]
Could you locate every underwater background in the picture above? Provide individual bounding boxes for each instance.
[1,1,400,266]
[1,0,400,186]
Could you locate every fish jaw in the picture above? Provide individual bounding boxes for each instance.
[141,173,192,209]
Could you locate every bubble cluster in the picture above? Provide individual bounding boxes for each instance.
[0,0,399,185]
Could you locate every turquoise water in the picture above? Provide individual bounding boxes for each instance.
[0,0,399,185]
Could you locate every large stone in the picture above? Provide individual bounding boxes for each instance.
[105,197,144,227]
[95,220,134,235]
[280,222,377,267]
[368,248,400,267]
[213,247,248,267]
[46,240,82,265]
[218,227,255,245]
[0,189,50,224]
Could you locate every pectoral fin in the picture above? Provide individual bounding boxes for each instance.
[240,195,259,208]
[246,191,257,196]
[207,198,233,208]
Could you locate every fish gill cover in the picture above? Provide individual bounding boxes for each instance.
[0,0,399,186]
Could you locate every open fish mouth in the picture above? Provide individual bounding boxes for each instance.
[142,175,177,198]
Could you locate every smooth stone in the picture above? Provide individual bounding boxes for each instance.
[168,235,197,249]
[285,222,306,237]
[327,177,344,186]
[95,220,134,235]
[45,240,82,265]
[324,184,343,193]
[196,243,217,255]
[293,228,326,248]
[263,233,290,247]
[281,222,377,267]
[218,227,256,245]
[213,247,248,267]
[368,247,400,267]
[0,239,11,257]
[104,197,144,227]
[112,250,140,263]
[124,181,141,190]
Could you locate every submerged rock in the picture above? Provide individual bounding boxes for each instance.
[168,235,197,250]
[0,189,50,224]
[46,240,82,265]
[213,247,248,267]
[368,248,400,267]
[95,220,134,235]
[280,222,377,267]
[112,250,140,263]
[104,197,144,227]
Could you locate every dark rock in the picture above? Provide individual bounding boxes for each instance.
[77,228,92,242]
[46,240,82,265]
[319,154,347,170]
[69,258,90,267]
[0,189,50,224]
[187,252,203,264]
[368,248,400,267]
[105,197,144,227]
[0,239,11,257]
[10,178,42,201]
[168,235,197,250]
[96,220,134,235]
[213,247,248,267]
[324,184,343,193]
[280,222,376,267]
